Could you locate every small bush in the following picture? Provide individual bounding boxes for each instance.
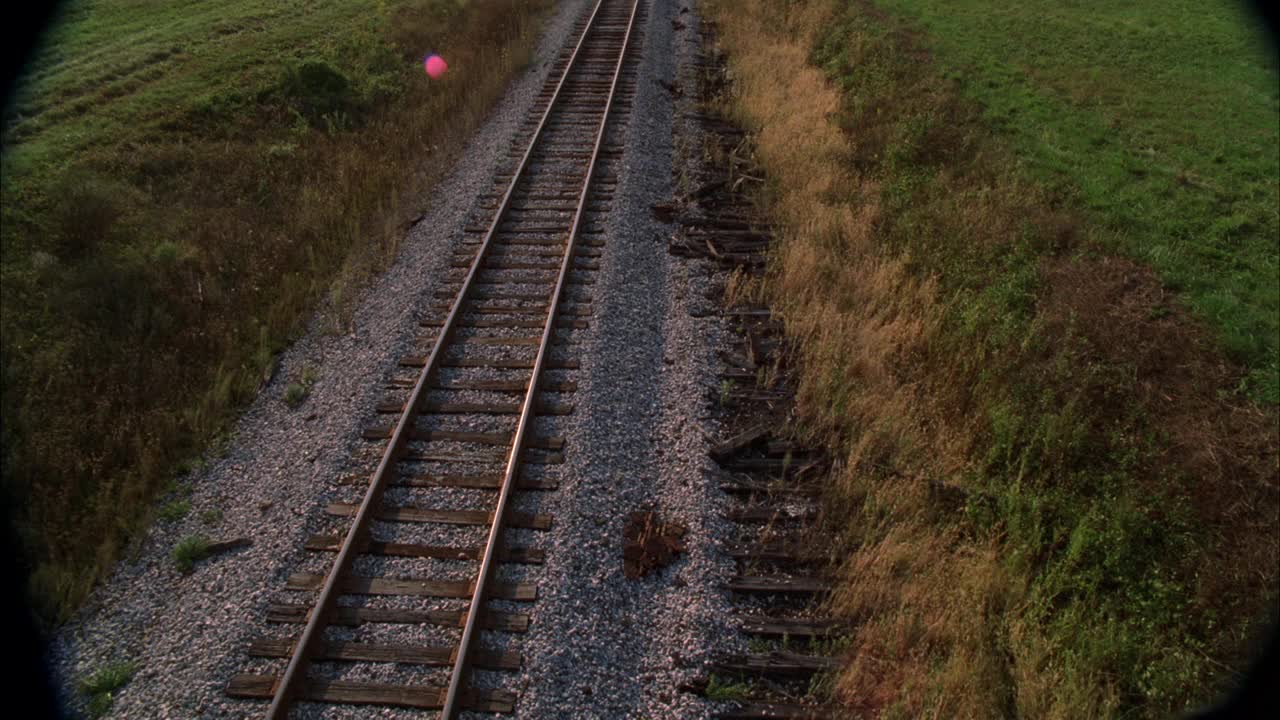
[282,382,309,407]
[171,535,210,573]
[280,60,354,121]
[79,660,138,718]
[200,508,222,525]
[704,674,750,702]
[156,500,189,522]
[283,365,318,408]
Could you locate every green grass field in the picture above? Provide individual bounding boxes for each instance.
[1,0,551,623]
[872,0,1280,401]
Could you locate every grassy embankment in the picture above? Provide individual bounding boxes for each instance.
[0,0,553,623]
[706,0,1278,717]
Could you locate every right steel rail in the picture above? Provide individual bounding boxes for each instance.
[439,0,642,716]
[261,0,623,717]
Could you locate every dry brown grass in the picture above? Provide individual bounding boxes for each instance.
[706,0,1279,717]
[711,0,946,475]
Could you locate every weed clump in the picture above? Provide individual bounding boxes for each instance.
[79,660,137,717]
[280,60,355,122]
[156,499,189,523]
[704,674,750,702]
[283,365,318,408]
[171,535,210,574]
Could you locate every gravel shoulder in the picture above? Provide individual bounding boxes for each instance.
[49,2,738,718]
[510,1,739,717]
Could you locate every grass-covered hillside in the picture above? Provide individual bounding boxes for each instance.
[1,0,552,623]
[706,0,1278,717]
[873,0,1279,402]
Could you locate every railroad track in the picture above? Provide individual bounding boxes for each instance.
[224,1,645,716]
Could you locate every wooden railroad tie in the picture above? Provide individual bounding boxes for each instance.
[226,675,516,712]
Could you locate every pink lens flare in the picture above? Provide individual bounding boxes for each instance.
[424,54,448,79]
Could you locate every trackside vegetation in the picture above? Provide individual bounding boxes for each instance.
[1,0,553,623]
[706,0,1278,717]
[78,659,138,718]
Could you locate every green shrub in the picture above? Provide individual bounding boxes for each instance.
[171,535,210,573]
[156,500,189,522]
[704,674,750,702]
[79,660,138,718]
[283,365,318,408]
[282,382,308,407]
[281,60,354,121]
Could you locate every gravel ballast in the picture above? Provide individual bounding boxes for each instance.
[508,1,739,717]
[50,1,742,718]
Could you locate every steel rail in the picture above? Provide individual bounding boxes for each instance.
[262,1,612,716]
[440,0,641,716]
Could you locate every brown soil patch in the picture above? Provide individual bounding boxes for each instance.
[1042,255,1280,643]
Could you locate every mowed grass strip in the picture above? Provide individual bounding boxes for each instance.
[706,0,1277,718]
[0,0,554,623]
[871,0,1280,401]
